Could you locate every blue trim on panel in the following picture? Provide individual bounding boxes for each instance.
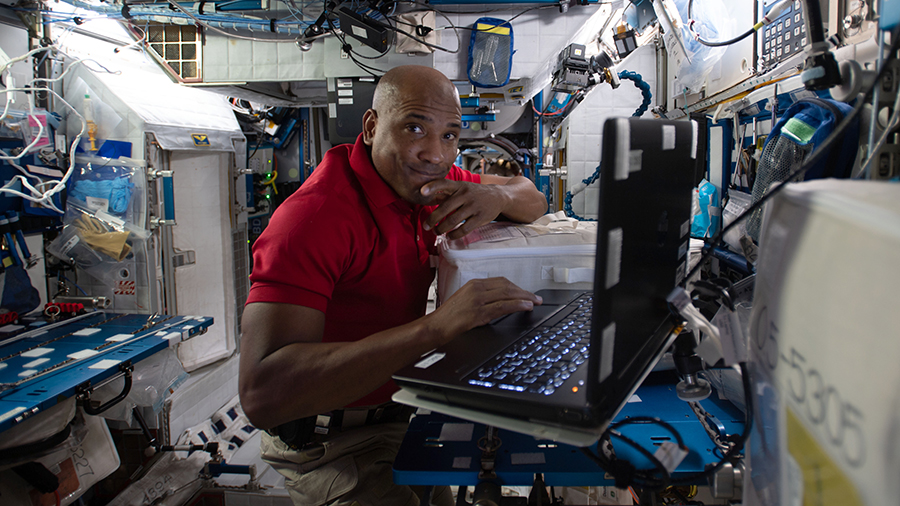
[461,114,496,122]
[162,175,176,221]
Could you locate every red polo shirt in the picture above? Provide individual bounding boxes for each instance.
[247,134,479,407]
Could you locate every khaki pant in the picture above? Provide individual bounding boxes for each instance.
[261,422,452,506]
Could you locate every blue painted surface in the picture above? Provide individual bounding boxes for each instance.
[881,0,900,30]
[394,382,745,486]
[461,114,497,122]
[0,313,213,434]
[162,175,176,221]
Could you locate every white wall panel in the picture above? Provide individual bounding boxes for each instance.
[565,43,658,220]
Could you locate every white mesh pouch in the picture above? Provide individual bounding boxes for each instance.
[745,133,810,240]
[467,18,513,88]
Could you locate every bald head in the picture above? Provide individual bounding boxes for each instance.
[372,65,460,113]
[362,65,463,205]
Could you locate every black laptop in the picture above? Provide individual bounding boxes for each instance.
[393,117,698,440]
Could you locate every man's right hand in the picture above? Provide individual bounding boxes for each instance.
[239,277,539,429]
[423,277,542,346]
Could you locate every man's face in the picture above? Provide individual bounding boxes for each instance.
[363,91,462,205]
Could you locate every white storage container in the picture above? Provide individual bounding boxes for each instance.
[746,179,900,506]
[0,410,121,505]
[437,213,597,304]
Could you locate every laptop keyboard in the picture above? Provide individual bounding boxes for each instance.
[466,295,592,396]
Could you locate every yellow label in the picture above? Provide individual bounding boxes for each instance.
[191,134,210,146]
[475,23,510,36]
[787,408,863,506]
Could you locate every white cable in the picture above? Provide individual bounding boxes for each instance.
[0,85,85,214]
[0,100,46,161]
[0,44,114,214]
[0,51,107,161]
[1,47,52,124]
[0,149,44,183]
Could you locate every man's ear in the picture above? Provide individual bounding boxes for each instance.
[362,109,377,145]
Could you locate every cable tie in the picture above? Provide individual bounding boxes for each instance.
[198,1,206,14]
[270,19,276,33]
[121,4,132,20]
[73,17,84,25]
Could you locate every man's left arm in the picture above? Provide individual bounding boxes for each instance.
[422,174,547,239]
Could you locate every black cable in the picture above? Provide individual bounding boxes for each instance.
[383,21,459,54]
[687,0,757,48]
[248,134,265,160]
[323,5,389,76]
[803,0,828,45]
[580,362,754,490]
[608,429,673,488]
[404,1,560,33]
[609,416,686,448]
[695,26,756,48]
[405,1,550,18]
[332,25,390,60]
[683,24,900,286]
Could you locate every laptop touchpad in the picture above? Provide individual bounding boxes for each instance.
[492,304,560,328]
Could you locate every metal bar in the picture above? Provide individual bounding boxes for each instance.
[866,29,886,177]
[461,114,496,122]
[535,91,550,204]
[158,150,178,315]
[299,108,309,185]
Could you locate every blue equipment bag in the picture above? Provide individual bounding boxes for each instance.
[467,18,513,88]
[762,97,859,180]
[747,97,860,240]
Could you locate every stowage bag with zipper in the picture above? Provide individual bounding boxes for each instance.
[746,97,860,240]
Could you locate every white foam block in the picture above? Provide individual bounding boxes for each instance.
[73,328,102,336]
[68,349,99,360]
[23,358,50,368]
[89,359,121,370]
[106,334,134,342]
[21,348,52,357]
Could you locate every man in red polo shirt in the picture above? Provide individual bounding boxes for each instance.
[239,65,547,505]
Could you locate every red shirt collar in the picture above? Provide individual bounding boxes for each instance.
[348,133,411,210]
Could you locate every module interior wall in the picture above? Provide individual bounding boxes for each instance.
[433,5,603,82]
[171,151,236,370]
[201,5,603,83]
[565,44,658,220]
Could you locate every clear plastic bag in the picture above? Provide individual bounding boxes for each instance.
[661,0,735,95]
[92,348,189,423]
[722,191,751,253]
[68,155,146,225]
[46,200,149,286]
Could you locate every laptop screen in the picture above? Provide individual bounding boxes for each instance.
[589,117,697,405]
